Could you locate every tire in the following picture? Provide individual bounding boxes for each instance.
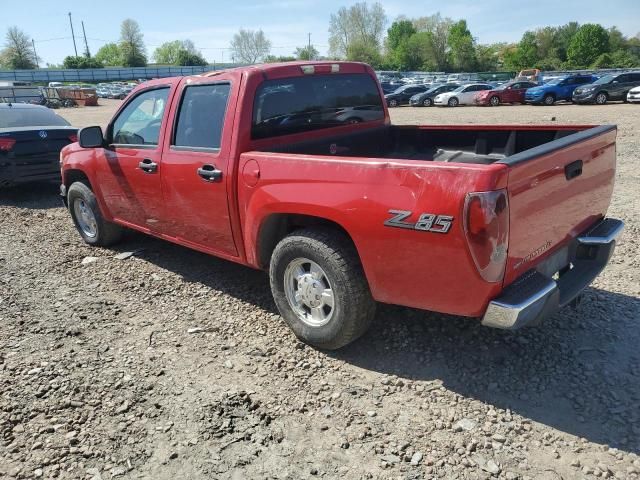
[448,97,459,107]
[269,228,376,350]
[388,99,398,107]
[67,181,123,247]
[345,117,362,124]
[422,98,433,107]
[489,96,500,106]
[595,92,608,105]
[543,94,555,106]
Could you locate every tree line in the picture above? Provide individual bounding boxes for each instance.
[2,6,639,71]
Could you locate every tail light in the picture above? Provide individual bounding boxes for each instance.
[463,189,509,283]
[0,137,16,152]
[68,134,78,143]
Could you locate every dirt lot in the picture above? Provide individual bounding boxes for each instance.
[1,100,639,480]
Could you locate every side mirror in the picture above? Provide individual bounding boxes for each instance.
[79,126,104,148]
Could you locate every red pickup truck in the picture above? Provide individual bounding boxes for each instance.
[60,62,623,349]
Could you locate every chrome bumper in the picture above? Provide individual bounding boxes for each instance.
[482,218,624,329]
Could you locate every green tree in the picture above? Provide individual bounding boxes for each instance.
[119,19,147,67]
[0,26,37,69]
[95,43,122,66]
[554,22,580,61]
[230,29,271,63]
[567,23,609,68]
[386,20,416,52]
[413,13,452,70]
[295,45,319,60]
[62,56,103,69]
[392,32,435,71]
[475,43,500,71]
[153,40,206,65]
[346,39,382,67]
[503,31,539,70]
[328,2,387,58]
[264,55,296,63]
[448,20,476,71]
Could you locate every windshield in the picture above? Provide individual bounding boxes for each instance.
[0,107,70,128]
[252,73,384,139]
[593,75,614,85]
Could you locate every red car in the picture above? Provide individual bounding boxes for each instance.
[60,62,622,349]
[475,81,538,106]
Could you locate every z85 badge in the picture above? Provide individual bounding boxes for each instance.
[384,210,453,233]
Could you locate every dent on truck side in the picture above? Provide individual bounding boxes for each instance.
[238,152,510,317]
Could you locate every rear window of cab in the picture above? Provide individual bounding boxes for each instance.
[252,73,384,139]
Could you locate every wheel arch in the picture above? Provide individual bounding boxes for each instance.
[255,213,360,270]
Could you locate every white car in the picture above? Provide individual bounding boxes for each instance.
[433,83,493,107]
[627,85,640,103]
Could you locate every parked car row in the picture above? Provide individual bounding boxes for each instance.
[95,82,137,100]
[385,71,640,108]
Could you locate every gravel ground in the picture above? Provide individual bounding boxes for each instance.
[1,100,639,480]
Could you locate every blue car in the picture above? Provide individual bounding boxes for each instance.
[525,74,597,105]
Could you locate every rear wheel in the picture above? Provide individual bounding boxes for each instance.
[543,94,555,106]
[489,96,500,106]
[422,98,433,107]
[67,181,123,247]
[388,99,398,107]
[269,228,376,350]
[448,97,459,107]
[595,92,608,105]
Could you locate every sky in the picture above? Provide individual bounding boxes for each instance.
[2,0,639,66]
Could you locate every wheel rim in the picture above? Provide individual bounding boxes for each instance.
[73,198,98,238]
[545,96,553,105]
[423,99,431,106]
[284,257,335,327]
[449,98,458,106]
[389,100,397,107]
[596,93,606,104]
[490,96,499,106]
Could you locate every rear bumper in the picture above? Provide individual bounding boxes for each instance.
[481,218,624,329]
[0,156,61,186]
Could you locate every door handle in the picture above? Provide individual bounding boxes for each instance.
[197,164,222,182]
[139,158,158,173]
[565,160,583,180]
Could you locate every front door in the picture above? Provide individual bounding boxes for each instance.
[95,86,172,230]
[160,77,238,258]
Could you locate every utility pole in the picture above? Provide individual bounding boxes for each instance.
[81,21,90,57]
[308,33,312,60]
[32,39,39,68]
[68,12,78,57]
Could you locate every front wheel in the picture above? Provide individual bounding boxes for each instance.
[543,94,555,106]
[595,92,608,105]
[489,96,500,106]
[448,97,459,107]
[387,99,398,107]
[68,181,123,247]
[422,98,433,107]
[269,228,376,350]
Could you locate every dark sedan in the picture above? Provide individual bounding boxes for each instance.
[573,72,640,104]
[0,103,78,187]
[409,83,459,107]
[384,84,429,107]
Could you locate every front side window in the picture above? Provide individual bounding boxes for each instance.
[112,88,169,145]
[173,83,230,150]
[252,73,384,139]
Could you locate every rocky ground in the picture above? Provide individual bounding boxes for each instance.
[1,102,639,479]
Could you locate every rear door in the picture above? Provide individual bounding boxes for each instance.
[613,74,632,100]
[95,86,172,229]
[159,76,238,257]
[503,126,617,284]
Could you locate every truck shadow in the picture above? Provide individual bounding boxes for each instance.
[110,231,639,455]
[0,182,61,210]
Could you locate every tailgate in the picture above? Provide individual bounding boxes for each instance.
[503,125,617,285]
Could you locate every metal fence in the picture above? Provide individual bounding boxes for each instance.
[0,65,239,83]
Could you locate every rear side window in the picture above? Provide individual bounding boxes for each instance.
[173,83,230,150]
[0,107,70,128]
[252,73,384,139]
[631,73,640,82]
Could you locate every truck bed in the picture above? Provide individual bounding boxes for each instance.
[258,124,607,165]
